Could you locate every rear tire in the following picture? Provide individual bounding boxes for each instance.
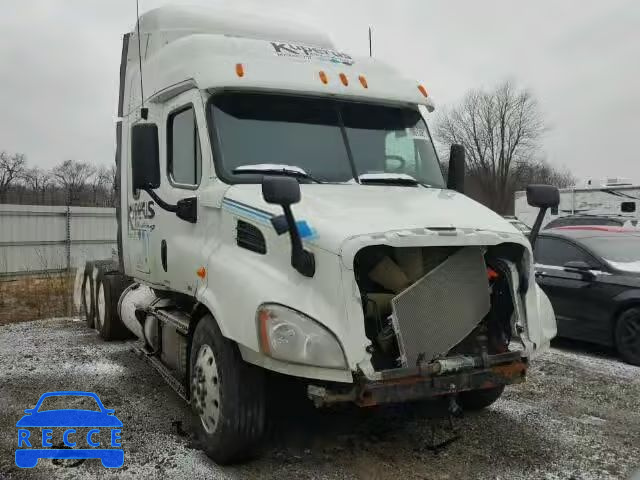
[615,307,640,366]
[81,261,95,328]
[190,315,267,464]
[458,385,505,411]
[95,270,132,341]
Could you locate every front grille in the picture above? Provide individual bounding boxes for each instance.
[391,247,490,367]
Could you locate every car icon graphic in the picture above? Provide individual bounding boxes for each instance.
[15,391,123,468]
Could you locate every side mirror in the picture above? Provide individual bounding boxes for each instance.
[527,184,560,209]
[262,176,315,278]
[131,123,160,191]
[563,260,595,279]
[447,144,465,193]
[527,184,560,250]
[130,123,197,223]
[262,176,301,206]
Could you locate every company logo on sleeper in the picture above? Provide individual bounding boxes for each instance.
[15,391,123,468]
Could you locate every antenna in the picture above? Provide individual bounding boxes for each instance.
[136,0,148,119]
[368,27,373,57]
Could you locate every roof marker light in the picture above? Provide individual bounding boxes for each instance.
[418,84,429,98]
[236,63,245,78]
[319,71,329,85]
[358,75,368,89]
[340,73,349,86]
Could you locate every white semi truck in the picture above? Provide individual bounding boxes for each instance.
[79,6,559,464]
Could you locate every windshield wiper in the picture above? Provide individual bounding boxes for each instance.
[233,164,324,184]
[356,173,422,187]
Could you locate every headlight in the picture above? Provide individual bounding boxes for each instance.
[257,304,347,369]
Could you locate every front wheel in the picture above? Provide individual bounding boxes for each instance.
[458,385,505,411]
[190,315,267,464]
[615,307,640,366]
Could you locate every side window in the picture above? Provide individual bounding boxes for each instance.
[535,237,596,267]
[621,201,636,213]
[168,106,201,187]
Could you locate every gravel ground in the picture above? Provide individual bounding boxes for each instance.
[0,318,639,480]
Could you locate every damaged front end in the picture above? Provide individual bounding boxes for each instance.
[309,236,552,408]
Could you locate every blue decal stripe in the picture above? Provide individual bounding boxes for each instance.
[222,199,274,219]
[222,199,319,243]
[222,203,271,225]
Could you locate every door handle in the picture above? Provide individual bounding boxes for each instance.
[161,240,168,272]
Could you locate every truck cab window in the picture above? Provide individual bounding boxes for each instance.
[168,106,202,187]
[209,93,444,187]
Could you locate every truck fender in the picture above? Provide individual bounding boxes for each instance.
[194,285,231,339]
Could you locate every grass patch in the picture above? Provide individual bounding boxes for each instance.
[0,273,75,326]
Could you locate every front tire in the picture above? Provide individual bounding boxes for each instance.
[458,385,505,411]
[615,307,640,366]
[190,315,267,464]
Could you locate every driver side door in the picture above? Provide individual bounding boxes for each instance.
[149,89,211,294]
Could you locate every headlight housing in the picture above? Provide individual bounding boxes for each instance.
[257,304,347,369]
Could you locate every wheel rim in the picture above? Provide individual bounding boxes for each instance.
[191,344,221,434]
[620,316,640,356]
[96,283,106,330]
[84,280,91,314]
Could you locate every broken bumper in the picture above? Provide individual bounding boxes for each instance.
[308,351,527,407]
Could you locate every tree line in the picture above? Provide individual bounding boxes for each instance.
[0,155,116,207]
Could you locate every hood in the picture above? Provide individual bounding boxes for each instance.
[224,184,523,254]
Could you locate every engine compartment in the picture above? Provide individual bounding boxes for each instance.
[354,244,523,371]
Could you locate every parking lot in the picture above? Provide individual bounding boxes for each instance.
[0,317,639,480]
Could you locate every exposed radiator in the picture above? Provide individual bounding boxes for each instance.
[391,247,490,367]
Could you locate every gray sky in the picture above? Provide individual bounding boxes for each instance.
[1,0,639,183]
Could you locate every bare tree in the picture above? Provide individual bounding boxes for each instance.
[107,165,118,207]
[52,160,96,203]
[0,151,26,195]
[22,167,52,203]
[513,158,576,190]
[91,166,112,205]
[435,81,545,213]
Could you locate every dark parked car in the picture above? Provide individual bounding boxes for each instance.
[545,214,638,230]
[534,226,640,365]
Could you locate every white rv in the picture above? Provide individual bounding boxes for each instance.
[78,6,558,464]
[515,182,640,229]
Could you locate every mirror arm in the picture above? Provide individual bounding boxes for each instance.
[528,207,548,252]
[143,187,197,224]
[143,187,177,213]
[282,205,315,278]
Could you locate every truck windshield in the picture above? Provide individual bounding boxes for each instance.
[209,92,445,186]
